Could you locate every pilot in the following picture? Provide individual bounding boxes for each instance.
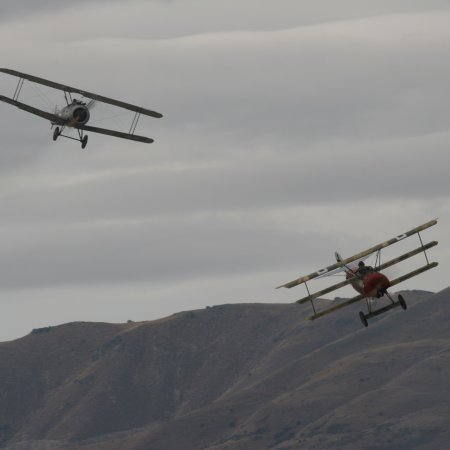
[357,261,374,277]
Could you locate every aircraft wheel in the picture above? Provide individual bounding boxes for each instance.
[81,135,88,149]
[359,311,368,327]
[53,127,60,141]
[398,294,407,310]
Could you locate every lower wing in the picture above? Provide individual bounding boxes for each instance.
[0,95,64,124]
[76,124,154,143]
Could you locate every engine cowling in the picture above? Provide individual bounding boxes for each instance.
[57,101,90,126]
[71,105,90,125]
[68,105,90,125]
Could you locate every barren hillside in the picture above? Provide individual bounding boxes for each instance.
[1,288,449,450]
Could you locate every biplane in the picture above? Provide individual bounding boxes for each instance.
[0,68,162,148]
[276,220,438,327]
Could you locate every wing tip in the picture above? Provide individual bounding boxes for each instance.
[275,282,297,289]
[146,112,163,119]
[0,68,19,75]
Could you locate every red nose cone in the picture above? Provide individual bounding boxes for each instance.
[363,272,390,297]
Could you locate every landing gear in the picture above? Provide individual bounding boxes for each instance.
[358,292,407,327]
[51,125,88,149]
[359,311,368,327]
[53,127,60,141]
[81,135,88,149]
[398,294,407,310]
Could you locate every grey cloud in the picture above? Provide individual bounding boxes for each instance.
[2,0,449,37]
[0,3,449,340]
[0,0,116,22]
[0,132,448,227]
[0,215,337,289]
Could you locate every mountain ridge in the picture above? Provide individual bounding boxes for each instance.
[1,288,449,449]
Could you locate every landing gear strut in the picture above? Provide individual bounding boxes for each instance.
[359,311,368,327]
[81,135,88,149]
[398,294,407,310]
[53,127,60,141]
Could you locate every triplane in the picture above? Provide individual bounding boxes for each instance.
[276,220,438,327]
[0,68,162,148]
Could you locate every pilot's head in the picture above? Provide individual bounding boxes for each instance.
[358,261,365,267]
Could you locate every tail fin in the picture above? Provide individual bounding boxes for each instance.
[335,251,342,262]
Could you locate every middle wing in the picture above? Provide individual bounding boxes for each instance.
[276,219,437,289]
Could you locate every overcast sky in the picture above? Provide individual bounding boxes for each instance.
[0,0,449,341]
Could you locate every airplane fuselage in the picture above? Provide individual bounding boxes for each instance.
[56,100,90,126]
[345,267,390,297]
[335,251,390,298]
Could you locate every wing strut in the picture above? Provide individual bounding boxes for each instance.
[129,111,141,135]
[304,281,316,315]
[13,77,25,101]
[418,232,430,265]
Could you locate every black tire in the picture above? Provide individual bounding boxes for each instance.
[359,311,368,327]
[398,294,407,310]
[53,127,60,141]
[81,135,88,149]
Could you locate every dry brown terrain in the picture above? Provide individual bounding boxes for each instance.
[1,288,449,450]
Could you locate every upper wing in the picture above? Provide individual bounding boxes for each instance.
[308,261,438,320]
[0,95,65,124]
[315,253,372,279]
[76,124,154,143]
[276,219,438,289]
[0,68,163,119]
